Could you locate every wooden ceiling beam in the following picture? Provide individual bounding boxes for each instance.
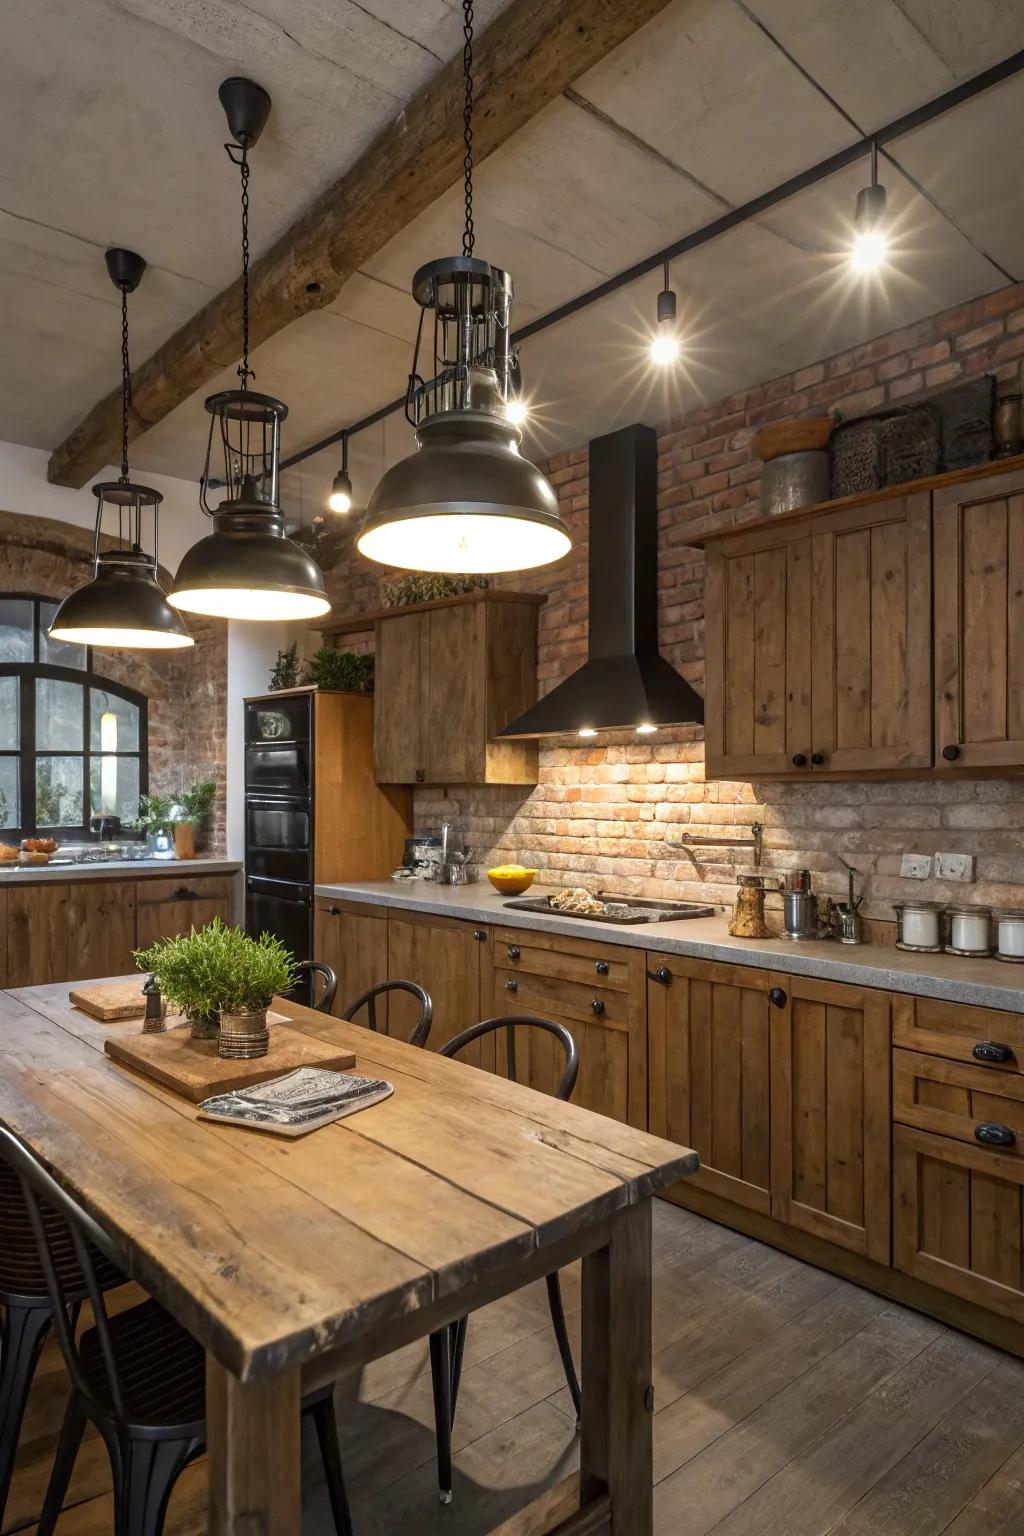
[47,0,674,489]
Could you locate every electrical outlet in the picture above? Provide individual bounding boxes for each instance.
[900,853,932,879]
[935,852,975,883]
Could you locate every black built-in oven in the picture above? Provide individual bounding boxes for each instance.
[245,694,312,798]
[244,796,312,884]
[245,875,312,1004]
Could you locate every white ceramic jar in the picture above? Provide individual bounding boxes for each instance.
[894,901,944,952]
[994,909,1024,962]
[946,905,992,956]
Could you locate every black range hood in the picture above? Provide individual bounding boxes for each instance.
[499,423,704,739]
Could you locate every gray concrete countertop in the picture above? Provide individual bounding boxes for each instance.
[315,879,1024,1016]
[0,858,242,885]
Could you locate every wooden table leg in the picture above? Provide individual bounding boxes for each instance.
[580,1199,653,1534]
[206,1356,301,1535]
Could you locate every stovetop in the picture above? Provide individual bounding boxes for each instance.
[502,892,717,926]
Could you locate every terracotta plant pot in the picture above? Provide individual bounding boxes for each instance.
[174,822,196,860]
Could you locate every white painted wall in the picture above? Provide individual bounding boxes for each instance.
[0,439,209,568]
[225,620,296,868]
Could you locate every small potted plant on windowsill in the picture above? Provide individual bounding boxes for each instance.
[134,793,177,859]
[173,777,217,859]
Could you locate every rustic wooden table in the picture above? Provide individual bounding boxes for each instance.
[0,979,697,1535]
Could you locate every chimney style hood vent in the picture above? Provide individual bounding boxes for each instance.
[499,423,704,739]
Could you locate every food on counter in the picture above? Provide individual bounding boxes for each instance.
[487,864,537,895]
[22,837,58,854]
[20,851,50,864]
[549,887,606,915]
[0,844,19,863]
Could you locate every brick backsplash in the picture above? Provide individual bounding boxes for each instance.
[0,511,227,851]
[322,281,1024,922]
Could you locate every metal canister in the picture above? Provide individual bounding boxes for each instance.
[760,451,829,516]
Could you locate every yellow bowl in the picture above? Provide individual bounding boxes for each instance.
[487,866,538,895]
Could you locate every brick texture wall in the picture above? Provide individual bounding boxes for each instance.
[1,511,227,851]
[323,281,1024,923]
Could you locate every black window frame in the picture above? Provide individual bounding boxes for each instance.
[0,593,149,840]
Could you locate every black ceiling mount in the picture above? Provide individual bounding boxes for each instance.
[104,248,146,293]
[218,76,271,148]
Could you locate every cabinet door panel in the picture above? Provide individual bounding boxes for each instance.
[894,1124,1024,1322]
[934,467,1024,769]
[810,494,932,772]
[771,973,890,1262]
[490,983,639,1126]
[373,612,426,783]
[8,880,136,986]
[648,956,772,1212]
[135,876,235,950]
[424,605,483,783]
[313,899,388,1021]
[387,911,492,1067]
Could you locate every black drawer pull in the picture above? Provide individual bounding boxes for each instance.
[811,752,825,766]
[596,960,609,976]
[472,929,487,942]
[942,744,961,761]
[172,888,200,901]
[973,1040,1014,1065]
[768,986,788,1008]
[591,998,605,1015]
[647,966,672,985]
[415,768,426,782]
[975,1121,1017,1148]
[791,753,808,768]
[326,905,342,916]
[505,978,518,992]
[507,944,521,961]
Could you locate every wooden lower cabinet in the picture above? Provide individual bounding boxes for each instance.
[648,957,891,1263]
[6,880,138,986]
[771,974,891,1264]
[648,957,772,1213]
[313,898,388,1020]
[135,875,235,950]
[386,910,493,1068]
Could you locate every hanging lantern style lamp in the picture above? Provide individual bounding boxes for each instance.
[357,5,569,575]
[171,79,329,621]
[49,251,193,650]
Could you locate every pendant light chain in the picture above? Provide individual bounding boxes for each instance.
[238,144,253,389]
[119,283,131,483]
[461,0,475,257]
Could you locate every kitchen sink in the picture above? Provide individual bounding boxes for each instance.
[502,893,716,926]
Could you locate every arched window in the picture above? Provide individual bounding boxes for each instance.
[0,594,148,839]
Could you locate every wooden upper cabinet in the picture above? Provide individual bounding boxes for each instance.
[933,465,1024,770]
[705,494,931,778]
[370,591,542,786]
[771,973,891,1263]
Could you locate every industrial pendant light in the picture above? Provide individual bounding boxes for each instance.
[328,433,352,514]
[850,141,889,274]
[171,79,330,621]
[357,2,569,575]
[650,261,680,365]
[49,251,193,650]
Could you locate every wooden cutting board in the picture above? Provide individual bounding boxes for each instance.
[104,1024,357,1102]
[70,981,156,1021]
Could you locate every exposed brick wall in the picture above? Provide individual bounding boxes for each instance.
[0,511,227,850]
[322,281,1024,923]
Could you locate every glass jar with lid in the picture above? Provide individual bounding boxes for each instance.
[893,901,945,953]
[993,908,1024,963]
[944,904,993,957]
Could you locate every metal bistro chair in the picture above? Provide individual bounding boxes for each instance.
[294,958,339,1014]
[0,1124,354,1536]
[0,1161,127,1529]
[429,1015,582,1503]
[342,980,433,1048]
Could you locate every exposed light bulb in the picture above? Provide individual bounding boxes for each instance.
[850,228,888,273]
[636,723,658,735]
[578,727,597,738]
[328,469,352,514]
[505,397,528,426]
[851,151,888,275]
[649,329,680,365]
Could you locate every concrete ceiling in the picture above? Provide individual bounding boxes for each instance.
[2,0,1022,525]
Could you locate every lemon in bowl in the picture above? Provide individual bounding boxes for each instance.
[488,864,538,895]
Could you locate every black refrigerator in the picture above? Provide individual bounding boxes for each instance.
[244,692,314,1002]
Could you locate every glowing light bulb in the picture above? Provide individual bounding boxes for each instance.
[636,723,658,735]
[850,228,888,272]
[328,470,352,514]
[578,727,597,738]
[649,328,680,365]
[505,397,528,426]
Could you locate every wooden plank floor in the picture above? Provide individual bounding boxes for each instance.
[5,1200,1024,1534]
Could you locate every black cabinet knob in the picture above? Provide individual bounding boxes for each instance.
[791,753,808,768]
[505,978,518,992]
[973,1040,1015,1065]
[173,888,200,901]
[942,744,961,761]
[472,929,486,942]
[647,965,672,985]
[811,752,825,766]
[975,1121,1016,1148]
[507,944,521,961]
[326,905,342,916]
[415,768,426,782]
[591,998,605,1015]
[768,986,788,1008]
[596,959,609,976]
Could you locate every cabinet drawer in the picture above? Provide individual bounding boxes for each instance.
[894,1123,1024,1322]
[493,927,630,990]
[136,876,235,908]
[894,1048,1024,1158]
[892,994,1024,1073]
[494,967,627,1030]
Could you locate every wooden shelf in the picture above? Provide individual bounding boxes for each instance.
[318,587,547,638]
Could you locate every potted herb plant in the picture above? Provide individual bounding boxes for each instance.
[174,777,217,859]
[135,793,177,859]
[134,917,234,1038]
[217,928,296,1055]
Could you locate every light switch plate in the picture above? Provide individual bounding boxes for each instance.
[935,852,975,883]
[900,853,932,879]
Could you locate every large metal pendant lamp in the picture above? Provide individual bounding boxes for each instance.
[49,251,193,650]
[357,4,569,575]
[170,79,330,622]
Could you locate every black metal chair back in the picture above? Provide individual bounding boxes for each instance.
[294,959,338,1013]
[0,1125,130,1429]
[343,981,433,1049]
[439,1014,579,1101]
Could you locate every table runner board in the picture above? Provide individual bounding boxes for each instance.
[2,980,696,1379]
[103,1022,356,1101]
